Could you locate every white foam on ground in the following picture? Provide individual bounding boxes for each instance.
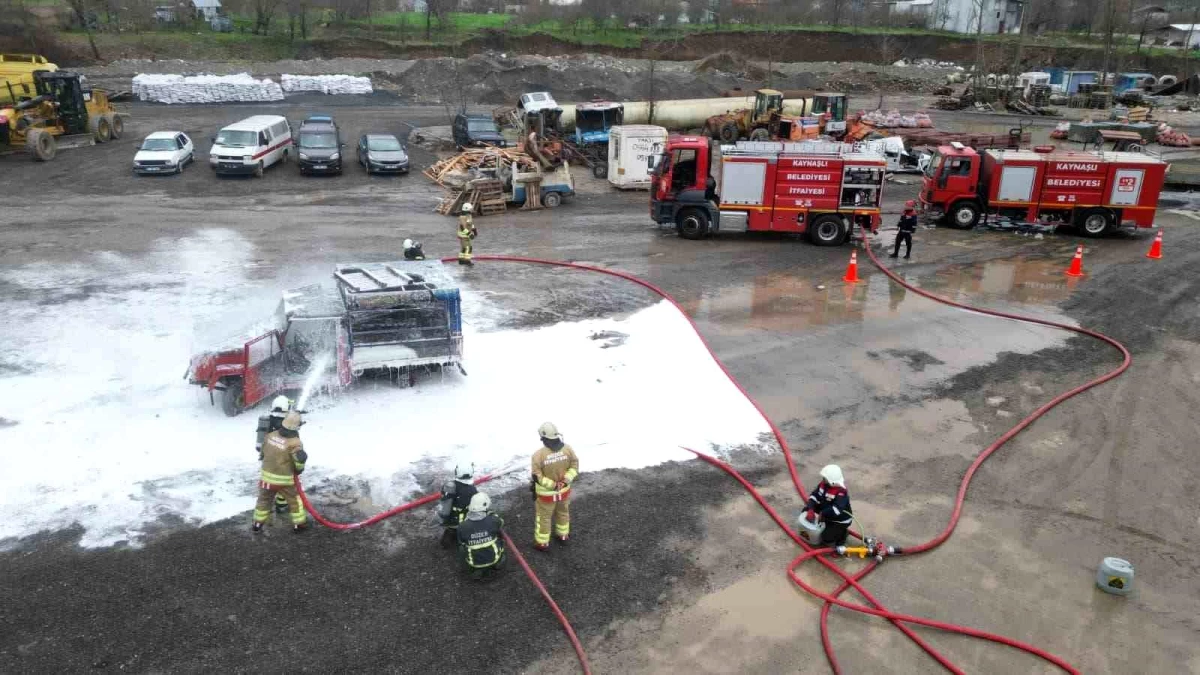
[0,235,769,547]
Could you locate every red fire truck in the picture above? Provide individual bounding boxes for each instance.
[919,143,1168,236]
[650,138,885,245]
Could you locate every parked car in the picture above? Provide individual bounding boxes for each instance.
[210,115,292,177]
[297,115,343,175]
[133,131,194,175]
[452,113,506,149]
[357,133,409,175]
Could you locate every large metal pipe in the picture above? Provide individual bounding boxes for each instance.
[560,97,814,133]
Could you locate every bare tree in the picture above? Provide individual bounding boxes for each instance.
[252,0,281,34]
[65,0,102,60]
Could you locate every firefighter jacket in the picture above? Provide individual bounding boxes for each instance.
[532,439,579,502]
[260,430,306,488]
[898,214,918,234]
[403,246,425,260]
[438,480,478,528]
[254,413,284,458]
[457,512,505,568]
[806,480,852,526]
[457,215,476,241]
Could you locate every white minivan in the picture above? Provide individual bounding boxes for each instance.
[209,115,292,177]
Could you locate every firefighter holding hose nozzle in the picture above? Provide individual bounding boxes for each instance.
[457,203,477,266]
[403,238,426,261]
[437,466,477,549]
[255,395,294,515]
[801,464,853,546]
[531,422,579,552]
[457,492,505,579]
[252,411,309,534]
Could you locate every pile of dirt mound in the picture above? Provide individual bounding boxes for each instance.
[695,52,768,81]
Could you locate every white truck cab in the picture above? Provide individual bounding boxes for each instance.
[210,115,292,177]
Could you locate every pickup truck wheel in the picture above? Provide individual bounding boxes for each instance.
[543,191,562,208]
[718,121,740,143]
[1078,208,1114,237]
[222,380,245,417]
[810,214,846,246]
[592,162,608,179]
[677,208,710,240]
[947,201,980,229]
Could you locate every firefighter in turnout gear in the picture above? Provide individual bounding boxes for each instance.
[801,464,853,546]
[403,238,426,261]
[255,395,293,514]
[457,203,477,266]
[437,466,477,549]
[890,201,918,259]
[457,492,505,579]
[530,422,579,551]
[252,412,309,533]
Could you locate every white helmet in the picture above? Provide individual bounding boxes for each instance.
[455,464,474,482]
[271,395,290,413]
[819,464,845,488]
[538,422,561,440]
[468,492,491,514]
[462,203,473,213]
[403,238,414,249]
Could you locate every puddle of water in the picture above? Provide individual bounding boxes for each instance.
[915,257,1083,306]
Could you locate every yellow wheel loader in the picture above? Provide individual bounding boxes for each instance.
[1,70,126,161]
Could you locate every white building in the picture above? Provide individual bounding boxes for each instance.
[1152,24,1200,48]
[893,0,1023,34]
[190,0,221,21]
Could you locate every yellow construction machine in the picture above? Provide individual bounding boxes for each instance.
[1,69,125,161]
[1,54,58,105]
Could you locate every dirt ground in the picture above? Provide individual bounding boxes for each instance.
[1,99,1199,674]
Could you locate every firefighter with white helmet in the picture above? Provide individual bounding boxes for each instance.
[801,464,853,546]
[403,238,426,260]
[252,411,309,533]
[254,395,293,514]
[456,492,505,578]
[457,203,477,266]
[530,422,579,551]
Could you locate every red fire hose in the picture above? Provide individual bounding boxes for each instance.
[285,248,1127,674]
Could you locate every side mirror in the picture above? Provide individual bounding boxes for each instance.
[210,137,216,143]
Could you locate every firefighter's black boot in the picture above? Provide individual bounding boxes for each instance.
[252,522,264,534]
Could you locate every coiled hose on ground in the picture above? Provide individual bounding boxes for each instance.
[291,245,1130,674]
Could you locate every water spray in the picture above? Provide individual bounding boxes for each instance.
[295,352,332,411]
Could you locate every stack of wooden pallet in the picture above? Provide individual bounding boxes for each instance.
[423,147,534,187]
[435,178,507,216]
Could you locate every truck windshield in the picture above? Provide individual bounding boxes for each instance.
[141,138,177,151]
[215,130,256,147]
[368,137,402,151]
[923,151,942,179]
[467,119,498,132]
[300,132,337,149]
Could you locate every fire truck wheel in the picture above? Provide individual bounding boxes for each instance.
[749,128,771,142]
[222,380,245,417]
[948,201,980,229]
[1078,208,1114,237]
[718,122,740,144]
[810,215,846,246]
[677,208,710,240]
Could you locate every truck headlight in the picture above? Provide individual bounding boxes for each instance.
[299,153,309,160]
[330,152,340,161]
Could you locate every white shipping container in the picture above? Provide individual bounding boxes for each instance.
[608,125,669,190]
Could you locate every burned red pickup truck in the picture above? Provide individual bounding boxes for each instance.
[187,261,464,416]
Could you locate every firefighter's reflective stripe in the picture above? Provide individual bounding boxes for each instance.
[253,508,272,522]
[564,467,578,483]
[260,470,294,486]
[535,487,571,503]
[465,539,500,568]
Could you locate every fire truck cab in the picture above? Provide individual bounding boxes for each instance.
[920,143,1167,236]
[650,136,884,245]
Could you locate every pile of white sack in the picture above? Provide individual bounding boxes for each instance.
[280,74,373,95]
[132,73,285,104]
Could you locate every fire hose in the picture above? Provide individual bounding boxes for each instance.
[287,248,1128,674]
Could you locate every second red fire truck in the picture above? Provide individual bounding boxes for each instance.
[919,142,1168,236]
[650,137,885,245]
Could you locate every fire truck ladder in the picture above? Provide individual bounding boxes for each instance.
[332,264,454,369]
[721,140,867,156]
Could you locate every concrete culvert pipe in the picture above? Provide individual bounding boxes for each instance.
[1158,75,1178,87]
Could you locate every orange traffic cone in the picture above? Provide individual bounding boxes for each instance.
[843,250,860,283]
[1064,244,1085,277]
[1146,229,1163,259]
